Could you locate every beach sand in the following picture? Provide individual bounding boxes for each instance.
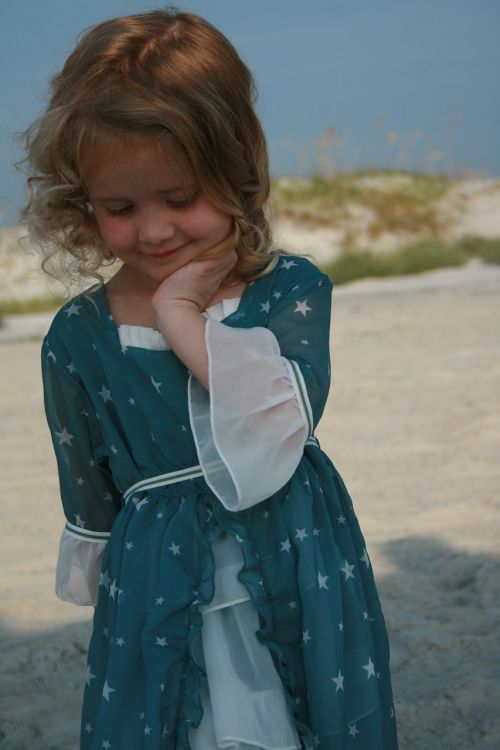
[1,261,499,749]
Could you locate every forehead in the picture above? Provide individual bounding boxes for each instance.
[81,132,194,192]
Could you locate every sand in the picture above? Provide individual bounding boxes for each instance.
[0,259,499,748]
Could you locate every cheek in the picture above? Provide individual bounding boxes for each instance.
[95,217,132,251]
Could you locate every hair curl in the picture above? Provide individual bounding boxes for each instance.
[21,8,278,289]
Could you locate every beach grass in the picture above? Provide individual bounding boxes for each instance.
[320,236,500,285]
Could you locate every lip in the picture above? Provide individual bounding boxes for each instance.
[143,245,186,258]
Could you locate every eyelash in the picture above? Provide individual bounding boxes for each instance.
[104,192,200,217]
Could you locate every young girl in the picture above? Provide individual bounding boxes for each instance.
[24,10,398,750]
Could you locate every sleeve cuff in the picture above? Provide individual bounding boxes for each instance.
[188,320,312,512]
[55,527,108,606]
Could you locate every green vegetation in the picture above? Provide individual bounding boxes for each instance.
[321,236,500,285]
[0,296,65,316]
[271,169,452,240]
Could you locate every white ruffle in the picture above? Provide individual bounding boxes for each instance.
[188,319,311,512]
[189,599,301,750]
[55,527,106,606]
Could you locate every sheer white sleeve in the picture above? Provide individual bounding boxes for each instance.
[55,526,108,606]
[188,318,313,512]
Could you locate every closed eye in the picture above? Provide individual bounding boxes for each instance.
[104,205,134,217]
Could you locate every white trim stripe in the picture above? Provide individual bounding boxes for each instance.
[123,465,205,503]
[65,521,111,542]
[287,359,314,439]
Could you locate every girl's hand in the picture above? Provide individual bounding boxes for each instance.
[151,249,238,315]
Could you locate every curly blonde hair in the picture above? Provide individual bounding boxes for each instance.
[21,8,278,288]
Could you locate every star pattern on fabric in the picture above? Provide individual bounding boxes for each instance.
[302,630,312,645]
[294,299,312,317]
[260,300,270,313]
[98,385,112,403]
[295,528,308,542]
[109,580,122,600]
[86,665,96,687]
[280,539,292,552]
[102,681,115,701]
[331,669,344,692]
[169,541,181,556]
[281,259,297,270]
[317,572,329,590]
[151,377,162,394]
[99,570,110,590]
[55,427,74,446]
[360,547,371,568]
[64,302,81,317]
[66,361,77,375]
[156,637,168,647]
[363,657,376,679]
[340,560,355,581]
[348,724,359,738]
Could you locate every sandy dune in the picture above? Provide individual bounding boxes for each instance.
[0,261,499,749]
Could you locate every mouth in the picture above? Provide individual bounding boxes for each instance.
[144,245,185,258]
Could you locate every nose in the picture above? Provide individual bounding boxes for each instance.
[137,207,176,246]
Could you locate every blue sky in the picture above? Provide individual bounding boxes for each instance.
[1,0,499,225]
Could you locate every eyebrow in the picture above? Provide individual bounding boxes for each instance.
[93,185,199,202]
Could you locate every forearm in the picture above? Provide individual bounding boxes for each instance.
[154,303,209,389]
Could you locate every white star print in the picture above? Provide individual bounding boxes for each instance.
[74,514,86,528]
[84,723,92,733]
[98,385,112,402]
[337,514,346,524]
[66,361,77,374]
[338,621,343,631]
[144,726,152,736]
[280,539,292,553]
[151,376,162,393]
[156,637,168,647]
[300,339,310,346]
[135,497,149,510]
[105,492,113,502]
[294,299,312,317]
[86,665,96,687]
[295,528,308,542]
[262,510,270,519]
[128,397,136,406]
[288,600,297,609]
[348,724,359,738]
[101,741,111,749]
[331,669,344,692]
[340,560,355,581]
[64,302,81,317]
[102,681,115,701]
[363,657,376,679]
[55,427,74,446]
[76,477,85,486]
[317,572,329,590]
[156,597,165,605]
[273,291,282,299]
[282,259,297,270]
[312,527,320,536]
[360,548,371,568]
[115,637,125,647]
[109,580,121,600]
[169,541,181,556]
[260,300,270,313]
[99,569,110,590]
[47,349,56,362]
[302,630,312,644]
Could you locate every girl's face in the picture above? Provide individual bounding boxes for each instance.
[83,133,232,288]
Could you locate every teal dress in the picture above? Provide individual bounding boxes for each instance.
[42,255,398,750]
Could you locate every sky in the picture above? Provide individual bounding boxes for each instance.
[1,0,499,226]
